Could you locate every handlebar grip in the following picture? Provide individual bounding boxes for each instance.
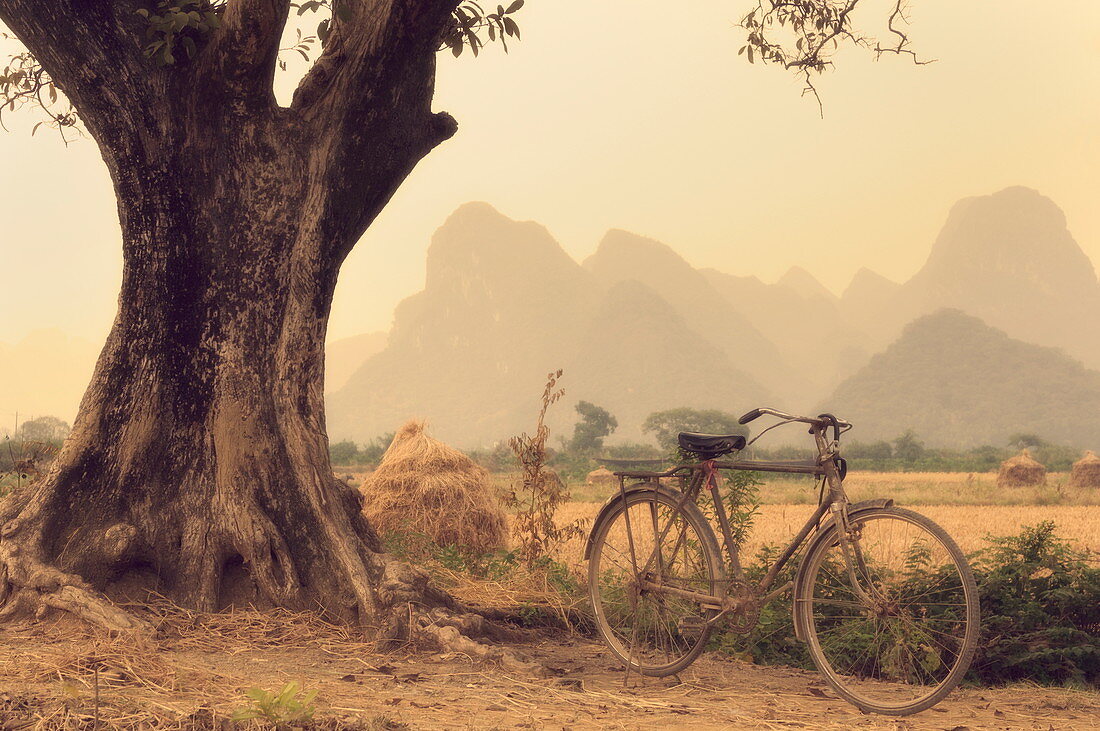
[738,408,764,425]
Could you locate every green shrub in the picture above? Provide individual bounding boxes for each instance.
[712,521,1100,687]
[970,521,1100,685]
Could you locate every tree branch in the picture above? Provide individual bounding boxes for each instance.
[291,0,457,117]
[0,0,160,136]
[202,0,291,101]
[284,0,460,250]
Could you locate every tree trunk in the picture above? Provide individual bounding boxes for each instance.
[0,99,445,633]
[0,1,532,657]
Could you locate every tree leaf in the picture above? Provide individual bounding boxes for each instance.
[506,0,524,13]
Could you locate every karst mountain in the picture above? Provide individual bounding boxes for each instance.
[327,187,1100,448]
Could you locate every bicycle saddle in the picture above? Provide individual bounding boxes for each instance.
[677,432,747,459]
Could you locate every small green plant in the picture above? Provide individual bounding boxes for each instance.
[230,682,318,726]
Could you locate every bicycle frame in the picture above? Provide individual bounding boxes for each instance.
[611,421,860,614]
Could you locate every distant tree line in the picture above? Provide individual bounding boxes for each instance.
[750,430,1083,473]
[329,408,1088,475]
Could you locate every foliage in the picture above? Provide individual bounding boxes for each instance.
[230,682,318,725]
[507,370,586,566]
[713,522,1100,687]
[722,470,764,547]
[971,522,1100,685]
[328,439,359,466]
[892,430,925,462]
[291,0,525,61]
[753,436,1083,473]
[326,432,394,466]
[568,401,617,454]
[738,0,930,109]
[135,1,225,66]
[0,34,77,139]
[602,442,663,461]
[16,416,70,442]
[466,441,516,472]
[642,408,747,452]
[441,0,525,58]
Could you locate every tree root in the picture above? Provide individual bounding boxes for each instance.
[0,551,152,634]
[414,608,548,677]
[0,548,551,678]
[375,557,548,676]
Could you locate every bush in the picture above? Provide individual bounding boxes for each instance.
[971,521,1100,685]
[713,522,1100,687]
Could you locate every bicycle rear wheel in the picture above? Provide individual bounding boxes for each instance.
[587,487,725,676]
[796,506,980,715]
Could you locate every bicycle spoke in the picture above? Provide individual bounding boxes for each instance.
[801,508,978,714]
[590,490,721,676]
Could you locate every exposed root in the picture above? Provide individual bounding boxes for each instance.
[0,550,152,634]
[416,611,548,677]
[375,556,548,676]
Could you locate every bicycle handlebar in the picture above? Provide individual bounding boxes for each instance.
[738,407,851,430]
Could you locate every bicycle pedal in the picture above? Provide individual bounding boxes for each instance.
[676,617,707,635]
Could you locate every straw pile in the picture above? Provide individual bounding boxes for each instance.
[586,467,615,485]
[997,449,1046,488]
[1070,451,1100,488]
[360,420,507,553]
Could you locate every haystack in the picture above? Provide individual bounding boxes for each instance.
[586,467,616,485]
[997,449,1046,488]
[360,420,507,553]
[1069,451,1100,488]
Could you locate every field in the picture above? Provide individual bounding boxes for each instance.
[2,469,1098,729]
[553,502,1100,571]
[563,470,1100,507]
[552,470,1100,565]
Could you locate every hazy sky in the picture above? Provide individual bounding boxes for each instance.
[0,0,1097,345]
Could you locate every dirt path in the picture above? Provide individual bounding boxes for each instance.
[2,620,1098,730]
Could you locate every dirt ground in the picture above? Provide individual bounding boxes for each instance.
[2,615,1098,730]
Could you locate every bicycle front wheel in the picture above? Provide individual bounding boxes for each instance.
[796,506,980,715]
[588,487,725,676]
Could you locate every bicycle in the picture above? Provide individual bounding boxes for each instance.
[585,408,980,716]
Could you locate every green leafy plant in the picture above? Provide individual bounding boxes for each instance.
[230,682,318,725]
[136,1,225,66]
[971,521,1100,685]
[713,522,1100,688]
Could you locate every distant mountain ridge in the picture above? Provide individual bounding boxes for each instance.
[328,188,1100,448]
[843,187,1100,368]
[820,309,1100,448]
[327,204,774,445]
[7,188,1097,451]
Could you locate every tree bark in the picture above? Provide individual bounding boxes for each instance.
[0,0,482,639]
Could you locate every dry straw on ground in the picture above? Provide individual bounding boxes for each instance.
[997,449,1046,488]
[1070,451,1100,488]
[360,420,507,553]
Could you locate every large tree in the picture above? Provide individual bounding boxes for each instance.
[0,0,920,634]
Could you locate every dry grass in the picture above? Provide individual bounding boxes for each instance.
[550,502,1100,571]
[0,599,383,730]
[562,470,1100,506]
[361,420,507,553]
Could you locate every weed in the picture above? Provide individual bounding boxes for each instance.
[230,682,317,725]
[507,370,586,566]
